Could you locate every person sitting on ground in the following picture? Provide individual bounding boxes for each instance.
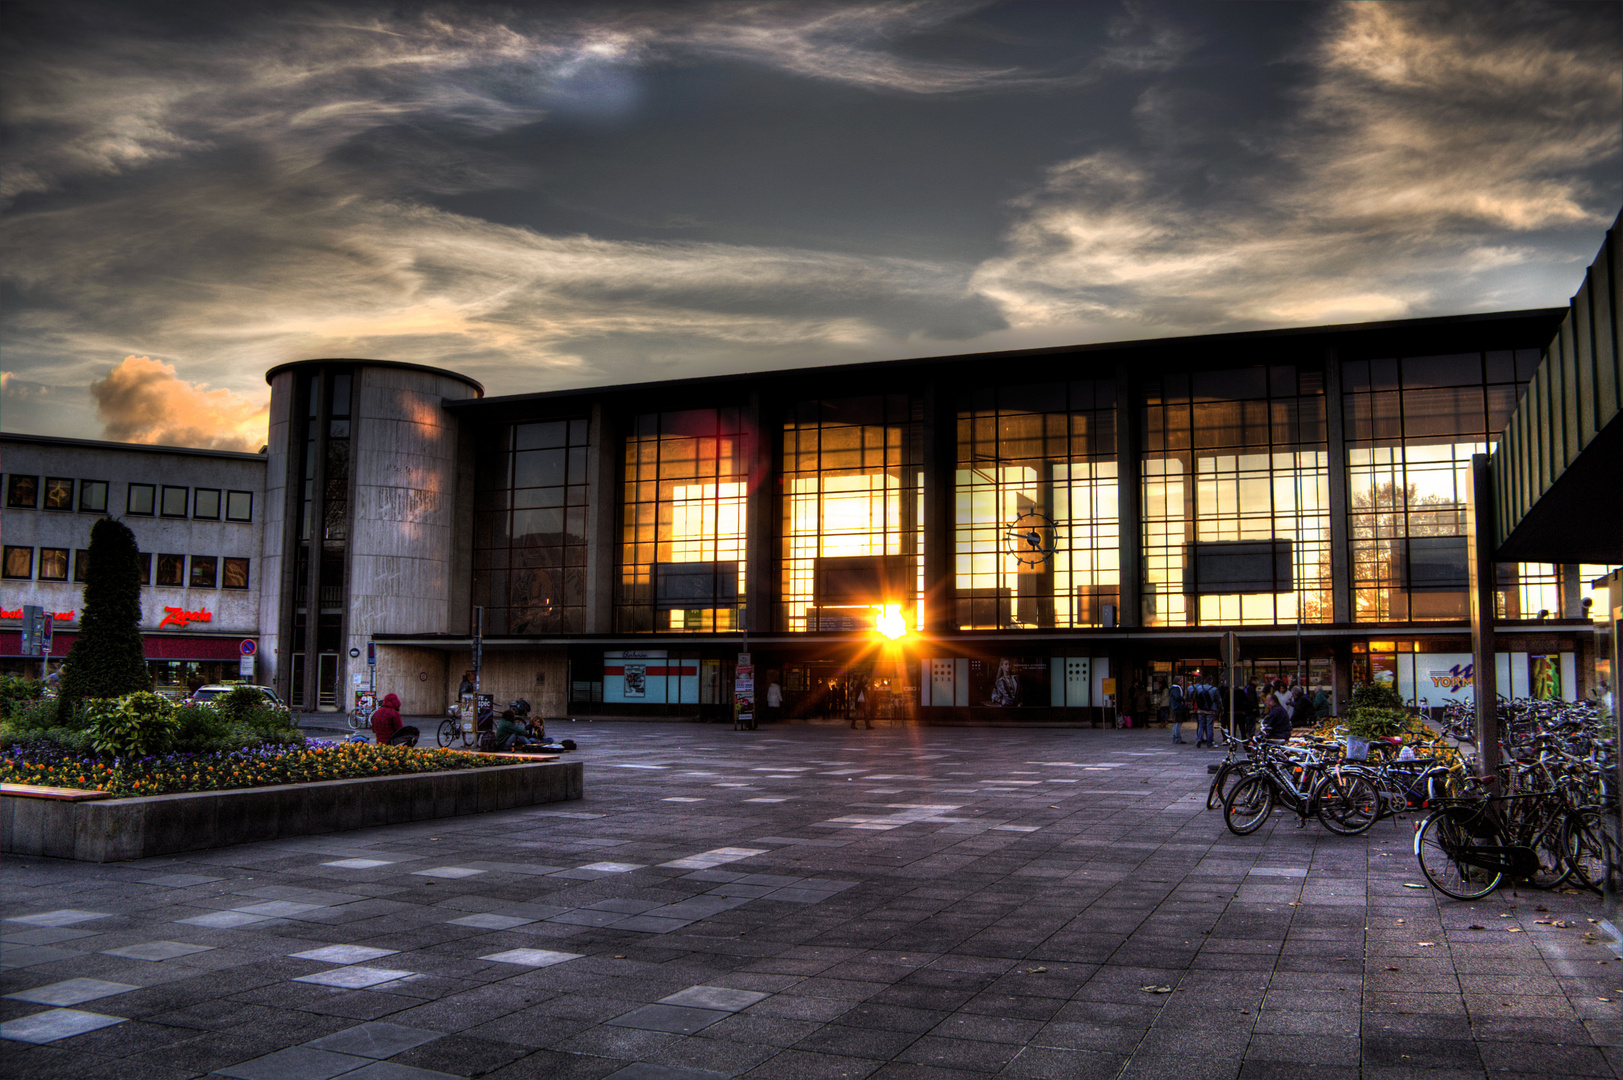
[370,693,419,746]
[494,708,543,752]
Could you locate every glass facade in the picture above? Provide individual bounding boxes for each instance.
[1141,366,1330,627]
[617,409,748,633]
[781,395,922,633]
[473,419,590,635]
[955,381,1118,629]
[1345,351,1538,622]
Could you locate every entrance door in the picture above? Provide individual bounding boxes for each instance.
[291,654,306,709]
[317,653,338,709]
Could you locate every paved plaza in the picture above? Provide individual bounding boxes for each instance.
[2,722,1619,1080]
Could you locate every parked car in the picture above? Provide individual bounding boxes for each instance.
[187,684,289,713]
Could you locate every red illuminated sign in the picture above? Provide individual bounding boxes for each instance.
[1,608,75,621]
[158,607,212,630]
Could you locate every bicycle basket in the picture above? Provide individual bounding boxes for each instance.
[1344,736,1370,762]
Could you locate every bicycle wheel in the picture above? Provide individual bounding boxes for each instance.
[1529,819,1574,889]
[1562,808,1613,894]
[436,718,458,748]
[1317,773,1380,836]
[1207,761,1243,810]
[1223,775,1274,836]
[1414,810,1503,900]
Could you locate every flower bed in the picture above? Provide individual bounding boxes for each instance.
[0,739,513,798]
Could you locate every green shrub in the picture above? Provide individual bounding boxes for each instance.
[84,692,179,758]
[1350,682,1404,713]
[4,698,69,734]
[0,675,45,720]
[1344,707,1407,739]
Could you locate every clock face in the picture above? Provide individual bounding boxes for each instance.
[1002,511,1056,566]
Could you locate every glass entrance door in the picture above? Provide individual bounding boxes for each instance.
[317,653,338,708]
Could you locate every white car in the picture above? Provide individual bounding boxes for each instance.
[187,684,288,712]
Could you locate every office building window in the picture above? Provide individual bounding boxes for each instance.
[189,555,217,589]
[3,546,33,579]
[781,395,922,633]
[222,557,250,590]
[137,552,151,585]
[160,485,188,517]
[73,549,90,583]
[38,548,69,581]
[1141,366,1331,627]
[193,489,221,519]
[226,490,253,521]
[1345,350,1539,622]
[156,553,184,586]
[79,480,107,513]
[472,418,590,635]
[128,483,156,515]
[6,475,38,509]
[43,478,73,511]
[617,409,746,633]
[955,381,1118,629]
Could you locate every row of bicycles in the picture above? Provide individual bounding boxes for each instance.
[1207,699,1619,900]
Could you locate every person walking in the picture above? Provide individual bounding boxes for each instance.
[1168,680,1188,744]
[1193,676,1215,748]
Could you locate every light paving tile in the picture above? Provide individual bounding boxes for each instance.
[178,911,274,928]
[478,948,583,967]
[294,965,415,989]
[291,945,400,964]
[215,1045,371,1080]
[447,913,534,930]
[232,901,325,917]
[305,1020,444,1058]
[101,941,215,961]
[322,858,398,869]
[5,910,109,927]
[658,985,770,1011]
[0,1008,127,1043]
[659,847,769,870]
[6,978,140,1006]
[410,867,485,879]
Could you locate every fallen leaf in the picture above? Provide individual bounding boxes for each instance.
[1417,942,1436,947]
[1239,1009,1250,1015]
[1507,928,1523,933]
[1386,966,1400,972]
[1469,925,1486,930]
[1403,883,1427,889]
[1535,920,1553,925]
[1140,985,1174,994]
[1535,905,1549,912]
[1025,967,1047,974]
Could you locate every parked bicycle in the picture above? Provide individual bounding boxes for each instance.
[1222,740,1381,836]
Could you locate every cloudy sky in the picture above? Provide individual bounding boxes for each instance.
[2,1,1618,451]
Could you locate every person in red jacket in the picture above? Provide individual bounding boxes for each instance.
[370,693,418,746]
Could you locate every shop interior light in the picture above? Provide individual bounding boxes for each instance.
[876,606,907,641]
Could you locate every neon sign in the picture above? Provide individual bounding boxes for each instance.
[1,609,75,621]
[158,607,212,630]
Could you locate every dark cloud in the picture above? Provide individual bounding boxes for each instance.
[0,0,1617,447]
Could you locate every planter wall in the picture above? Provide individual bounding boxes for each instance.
[1,760,582,863]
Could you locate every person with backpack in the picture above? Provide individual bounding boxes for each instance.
[1168,680,1189,744]
[1193,677,1216,747]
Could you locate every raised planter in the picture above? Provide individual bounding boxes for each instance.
[0,759,582,863]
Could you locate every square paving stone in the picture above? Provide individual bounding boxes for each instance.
[608,1004,731,1035]
[324,859,398,869]
[291,945,400,964]
[233,901,326,918]
[412,867,486,879]
[609,916,693,934]
[604,1063,730,1080]
[338,1063,465,1080]
[138,874,224,888]
[5,910,109,927]
[215,1044,372,1079]
[103,941,216,962]
[294,966,415,989]
[306,1020,445,1058]
[479,949,582,967]
[1,1007,127,1044]
[0,945,84,968]
[178,911,274,928]
[658,986,770,1012]
[6,978,141,1006]
[448,914,534,930]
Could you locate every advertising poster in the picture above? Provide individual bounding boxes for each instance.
[1530,655,1560,700]
[968,657,1050,707]
[1369,653,1397,687]
[623,663,647,699]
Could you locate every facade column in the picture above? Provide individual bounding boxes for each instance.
[302,373,331,711]
[745,390,778,634]
[1323,348,1351,624]
[1467,453,1500,785]
[921,379,955,636]
[1114,363,1140,627]
[584,401,618,634]
[273,375,308,704]
[1561,563,1583,618]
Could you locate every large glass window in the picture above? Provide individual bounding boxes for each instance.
[472,419,590,635]
[79,481,107,513]
[38,548,69,581]
[617,409,747,633]
[781,395,921,633]
[1142,366,1330,627]
[955,381,1118,629]
[3,546,33,578]
[1345,350,1539,622]
[6,475,38,509]
[43,478,73,511]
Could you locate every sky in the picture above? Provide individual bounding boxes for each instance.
[1,0,1618,452]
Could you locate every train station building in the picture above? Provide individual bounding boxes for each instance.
[4,221,1619,721]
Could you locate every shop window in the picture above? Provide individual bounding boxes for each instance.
[137,552,152,585]
[6,475,38,509]
[73,549,90,583]
[38,548,69,581]
[193,488,221,520]
[156,553,185,587]
[2,546,33,579]
[43,478,73,511]
[226,490,253,521]
[79,480,108,513]
[222,557,250,590]
[160,486,188,518]
[189,555,217,589]
[128,483,156,515]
